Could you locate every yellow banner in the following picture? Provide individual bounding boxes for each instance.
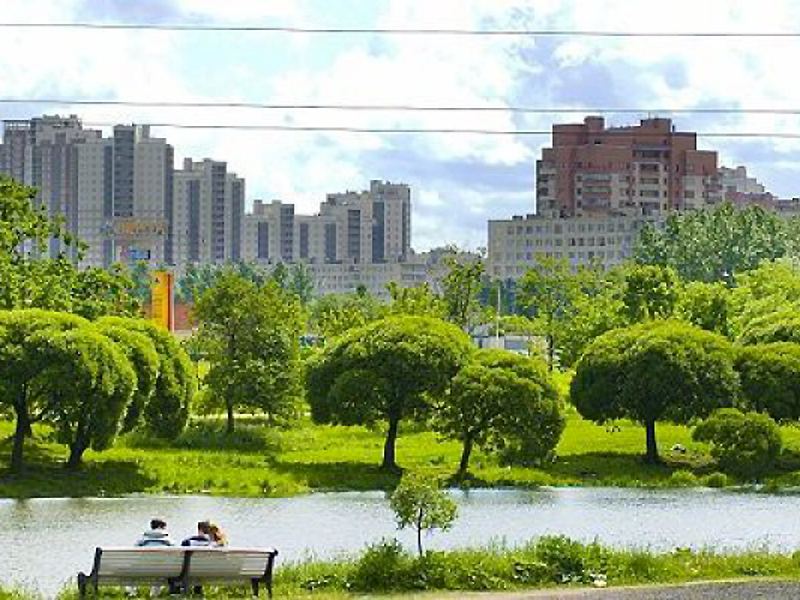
[151,271,174,331]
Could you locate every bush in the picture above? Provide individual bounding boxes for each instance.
[350,539,412,591]
[668,469,699,487]
[693,408,782,480]
[534,535,587,582]
[701,472,730,488]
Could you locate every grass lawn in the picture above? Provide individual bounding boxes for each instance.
[4,410,800,498]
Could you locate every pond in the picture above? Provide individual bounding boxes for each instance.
[3,487,800,596]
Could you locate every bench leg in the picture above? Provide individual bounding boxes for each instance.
[77,573,87,599]
[250,578,260,597]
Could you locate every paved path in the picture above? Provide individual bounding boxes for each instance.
[402,581,800,599]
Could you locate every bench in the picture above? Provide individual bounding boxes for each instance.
[77,546,279,598]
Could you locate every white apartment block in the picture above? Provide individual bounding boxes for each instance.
[487,213,663,280]
[241,180,411,266]
[310,259,429,300]
[719,166,766,196]
[173,158,244,265]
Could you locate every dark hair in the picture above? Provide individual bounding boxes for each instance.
[197,520,212,535]
[150,518,167,530]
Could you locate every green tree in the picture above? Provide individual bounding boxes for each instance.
[676,281,732,336]
[271,263,289,290]
[307,316,471,470]
[693,408,781,480]
[193,272,303,433]
[386,282,446,319]
[571,321,739,463]
[0,309,88,471]
[737,309,800,345]
[289,262,315,304]
[439,257,485,331]
[735,343,800,421]
[634,203,790,285]
[389,472,458,556]
[95,324,160,432]
[30,327,136,468]
[309,292,383,339]
[437,349,563,475]
[98,317,195,439]
[517,257,598,368]
[619,264,680,323]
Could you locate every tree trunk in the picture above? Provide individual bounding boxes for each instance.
[458,435,474,476]
[381,416,400,471]
[644,419,660,464]
[66,441,88,470]
[10,390,29,473]
[226,400,235,434]
[547,334,555,371]
[416,508,424,556]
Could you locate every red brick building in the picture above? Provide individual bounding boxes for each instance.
[536,117,720,218]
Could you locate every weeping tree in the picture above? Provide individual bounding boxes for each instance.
[98,317,195,439]
[94,324,160,432]
[307,316,472,470]
[0,309,88,472]
[437,349,563,475]
[571,321,739,463]
[30,327,136,468]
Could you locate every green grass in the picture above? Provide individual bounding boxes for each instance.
[5,537,800,598]
[5,411,800,498]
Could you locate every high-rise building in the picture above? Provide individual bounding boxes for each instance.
[172,158,244,265]
[241,180,411,266]
[537,116,721,218]
[0,117,174,267]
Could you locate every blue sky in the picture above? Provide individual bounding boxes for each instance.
[4,0,800,251]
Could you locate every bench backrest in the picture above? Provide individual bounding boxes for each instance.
[92,547,276,581]
[95,548,186,580]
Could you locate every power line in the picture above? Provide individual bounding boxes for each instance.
[7,98,800,116]
[79,121,800,138]
[1,22,800,37]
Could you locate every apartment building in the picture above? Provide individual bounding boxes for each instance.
[241,180,411,266]
[537,116,721,218]
[172,158,244,265]
[487,213,662,279]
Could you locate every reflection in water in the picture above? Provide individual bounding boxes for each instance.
[2,487,798,596]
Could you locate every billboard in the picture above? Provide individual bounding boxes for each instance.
[151,271,174,331]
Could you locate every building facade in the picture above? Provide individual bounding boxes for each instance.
[172,158,244,265]
[537,116,721,218]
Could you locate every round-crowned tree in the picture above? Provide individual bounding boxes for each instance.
[98,316,195,439]
[735,343,800,421]
[0,309,88,472]
[94,324,160,432]
[29,326,136,468]
[571,320,739,463]
[307,315,472,470]
[738,309,800,345]
[436,349,564,475]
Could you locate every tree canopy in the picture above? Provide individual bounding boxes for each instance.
[193,271,304,432]
[307,315,472,470]
[571,320,739,463]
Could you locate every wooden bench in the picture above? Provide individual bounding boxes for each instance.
[77,546,279,598]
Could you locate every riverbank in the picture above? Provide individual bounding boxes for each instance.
[4,538,800,598]
[4,413,800,498]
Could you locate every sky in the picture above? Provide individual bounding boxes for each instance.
[3,0,800,251]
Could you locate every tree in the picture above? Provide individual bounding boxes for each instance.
[693,408,781,480]
[94,324,160,432]
[307,316,472,470]
[735,343,800,421]
[737,309,800,346]
[633,203,790,285]
[193,272,303,433]
[0,309,88,472]
[29,327,136,468]
[288,263,315,304]
[619,264,680,323]
[676,281,732,337]
[389,472,457,556]
[437,349,563,475]
[517,257,599,368]
[309,292,383,340]
[571,321,739,463]
[438,257,485,331]
[386,282,446,319]
[0,176,139,318]
[98,317,195,439]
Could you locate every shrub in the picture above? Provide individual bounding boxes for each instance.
[693,408,781,480]
[701,472,730,488]
[534,535,586,582]
[350,538,411,592]
[668,469,699,487]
